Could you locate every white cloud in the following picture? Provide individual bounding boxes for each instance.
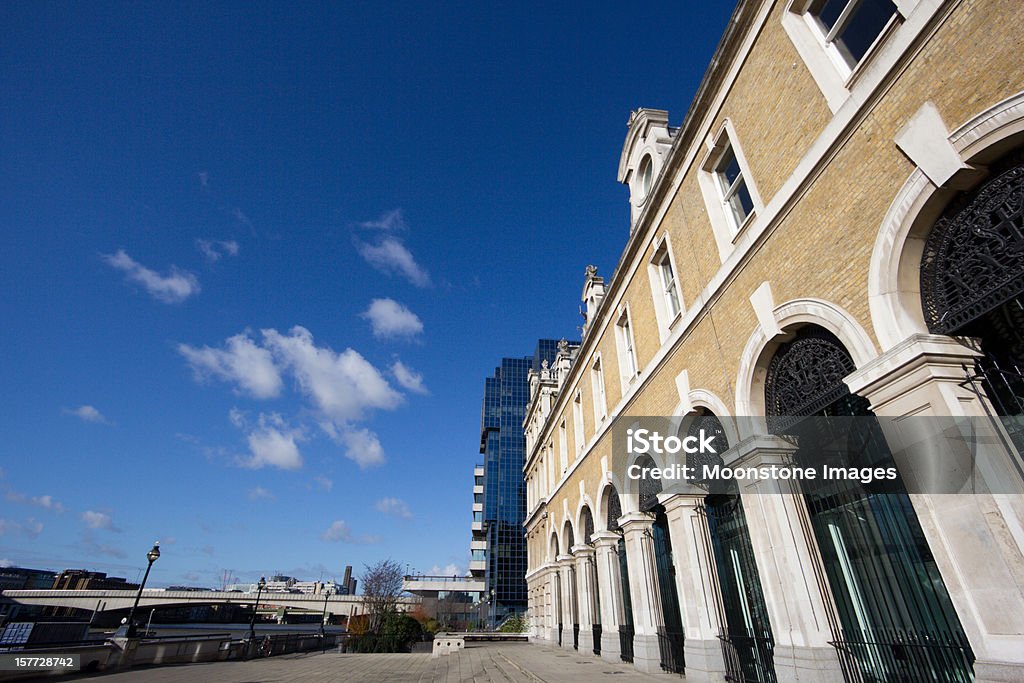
[355,236,431,287]
[358,209,406,232]
[4,490,62,513]
[196,239,240,262]
[81,510,118,532]
[375,497,413,519]
[62,405,110,424]
[198,171,209,188]
[247,486,275,501]
[102,249,200,303]
[263,326,402,422]
[313,475,333,492]
[391,360,428,394]
[428,563,462,577]
[338,426,385,469]
[361,299,424,339]
[82,533,126,559]
[242,418,303,470]
[0,559,12,568]
[178,333,283,399]
[0,518,43,538]
[320,520,380,544]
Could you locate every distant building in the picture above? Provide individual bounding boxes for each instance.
[475,340,564,626]
[51,570,138,592]
[0,567,57,622]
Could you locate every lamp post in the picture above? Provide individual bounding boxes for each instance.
[120,542,160,638]
[320,591,330,652]
[248,576,266,642]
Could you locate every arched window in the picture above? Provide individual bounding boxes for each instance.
[920,153,1024,420]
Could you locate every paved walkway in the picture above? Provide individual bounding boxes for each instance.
[70,642,665,682]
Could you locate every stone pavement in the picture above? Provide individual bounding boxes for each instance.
[69,642,666,682]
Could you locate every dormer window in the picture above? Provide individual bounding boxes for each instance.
[638,155,654,199]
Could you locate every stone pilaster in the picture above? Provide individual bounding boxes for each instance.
[556,554,577,650]
[619,512,663,674]
[592,531,622,662]
[571,544,596,655]
[728,435,844,683]
[661,486,728,681]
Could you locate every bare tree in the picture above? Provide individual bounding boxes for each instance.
[361,559,405,633]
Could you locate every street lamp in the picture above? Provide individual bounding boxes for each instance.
[120,541,160,638]
[248,576,266,642]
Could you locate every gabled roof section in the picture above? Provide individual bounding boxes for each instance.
[617,108,671,183]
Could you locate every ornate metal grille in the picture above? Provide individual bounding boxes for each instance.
[686,411,728,491]
[921,158,1024,335]
[606,486,622,532]
[765,328,856,428]
[636,455,663,511]
[581,507,595,545]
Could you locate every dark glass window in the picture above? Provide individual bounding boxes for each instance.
[810,0,898,67]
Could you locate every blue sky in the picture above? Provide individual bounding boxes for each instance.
[0,2,733,588]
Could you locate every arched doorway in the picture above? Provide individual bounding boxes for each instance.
[634,454,686,675]
[550,532,561,646]
[687,410,775,682]
[765,325,973,682]
[605,485,634,663]
[580,505,601,655]
[920,152,1024,444]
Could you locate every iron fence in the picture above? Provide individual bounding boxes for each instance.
[619,624,634,663]
[830,628,974,683]
[657,626,685,675]
[718,628,776,683]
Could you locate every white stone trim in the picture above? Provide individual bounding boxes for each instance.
[646,232,685,343]
[868,90,1024,351]
[895,102,971,187]
[735,297,878,417]
[749,281,780,339]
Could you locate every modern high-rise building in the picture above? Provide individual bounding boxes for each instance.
[475,340,565,626]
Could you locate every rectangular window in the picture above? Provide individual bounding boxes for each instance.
[591,358,607,422]
[808,0,898,69]
[572,391,585,457]
[474,493,483,503]
[558,422,568,473]
[714,144,754,229]
[616,310,639,389]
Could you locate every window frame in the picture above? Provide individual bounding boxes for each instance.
[647,235,684,340]
[698,121,764,262]
[590,354,607,423]
[572,390,585,458]
[615,306,640,393]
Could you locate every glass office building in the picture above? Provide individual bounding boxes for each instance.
[478,339,561,625]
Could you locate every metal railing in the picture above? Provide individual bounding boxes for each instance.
[718,628,776,683]
[619,624,634,663]
[830,628,974,683]
[657,627,685,675]
[592,624,602,656]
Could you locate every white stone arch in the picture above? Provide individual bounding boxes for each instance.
[869,91,1024,350]
[735,298,878,417]
[678,388,741,449]
[561,518,576,555]
[548,531,560,564]
[574,491,597,543]
[595,475,625,532]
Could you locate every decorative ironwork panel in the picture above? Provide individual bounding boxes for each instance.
[606,487,622,532]
[686,411,728,490]
[921,159,1024,335]
[581,507,595,545]
[765,328,856,421]
[636,455,663,511]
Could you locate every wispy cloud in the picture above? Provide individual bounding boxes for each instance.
[198,171,210,188]
[0,518,43,538]
[5,490,65,513]
[247,486,275,501]
[313,475,333,492]
[81,532,126,559]
[361,299,424,340]
[354,229,431,287]
[178,334,283,399]
[62,405,110,424]
[358,209,406,232]
[102,249,200,303]
[320,520,380,544]
[196,238,240,263]
[81,510,120,532]
[429,563,462,577]
[391,360,428,394]
[375,497,413,519]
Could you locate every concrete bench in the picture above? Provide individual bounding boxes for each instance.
[431,634,465,658]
